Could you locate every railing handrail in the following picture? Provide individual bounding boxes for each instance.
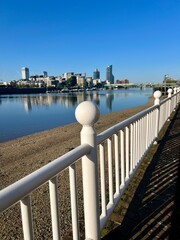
[97,104,157,144]
[0,143,91,213]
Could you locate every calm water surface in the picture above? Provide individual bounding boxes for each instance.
[0,88,153,142]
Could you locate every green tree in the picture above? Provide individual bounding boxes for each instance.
[66,76,77,87]
[95,82,103,88]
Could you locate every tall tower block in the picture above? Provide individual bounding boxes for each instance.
[22,67,29,80]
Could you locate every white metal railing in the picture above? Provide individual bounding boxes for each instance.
[0,87,180,240]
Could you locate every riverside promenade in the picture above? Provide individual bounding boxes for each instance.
[102,105,180,240]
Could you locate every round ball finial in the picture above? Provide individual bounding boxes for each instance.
[153,90,162,99]
[75,101,100,126]
[167,88,173,94]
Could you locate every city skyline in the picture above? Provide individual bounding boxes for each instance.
[20,66,113,82]
[0,0,180,83]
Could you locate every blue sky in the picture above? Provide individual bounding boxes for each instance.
[0,0,180,83]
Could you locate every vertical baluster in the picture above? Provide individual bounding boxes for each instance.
[154,108,158,140]
[166,100,169,122]
[136,120,139,163]
[142,116,145,156]
[148,112,151,145]
[130,123,133,173]
[137,120,140,163]
[139,119,141,160]
[159,104,162,131]
[49,176,61,240]
[107,137,114,204]
[69,163,79,240]
[120,130,125,188]
[143,115,146,154]
[150,111,153,143]
[146,113,149,150]
[139,118,142,159]
[99,143,107,217]
[148,111,151,145]
[174,91,177,110]
[20,195,34,240]
[165,100,167,123]
[162,104,164,128]
[163,103,166,127]
[164,103,166,126]
[133,122,136,169]
[125,126,129,180]
[114,133,120,194]
[142,117,145,156]
[163,102,165,125]
[135,121,138,166]
[147,112,151,145]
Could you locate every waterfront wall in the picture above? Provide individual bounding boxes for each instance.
[0,87,46,95]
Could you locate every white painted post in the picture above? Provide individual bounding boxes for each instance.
[173,87,177,111]
[167,88,173,120]
[75,101,100,240]
[168,88,173,98]
[153,90,162,144]
[154,90,161,106]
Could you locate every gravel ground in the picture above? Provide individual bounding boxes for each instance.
[0,98,153,239]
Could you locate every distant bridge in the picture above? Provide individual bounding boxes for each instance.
[104,82,178,89]
[104,83,139,88]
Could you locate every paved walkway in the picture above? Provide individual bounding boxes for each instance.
[102,105,180,240]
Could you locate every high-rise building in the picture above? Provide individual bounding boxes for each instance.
[43,71,48,77]
[106,65,114,84]
[22,67,29,80]
[93,68,100,80]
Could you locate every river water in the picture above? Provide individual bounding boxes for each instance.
[0,88,153,142]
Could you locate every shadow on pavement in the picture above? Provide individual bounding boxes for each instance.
[102,106,180,240]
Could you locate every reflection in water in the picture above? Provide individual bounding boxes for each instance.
[106,92,114,111]
[2,91,112,113]
[0,89,153,142]
[0,89,153,113]
[24,96,32,112]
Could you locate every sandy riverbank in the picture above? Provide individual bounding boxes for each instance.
[0,97,154,239]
